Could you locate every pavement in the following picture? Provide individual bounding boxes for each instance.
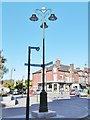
[0,93,90,119]
[0,92,71,108]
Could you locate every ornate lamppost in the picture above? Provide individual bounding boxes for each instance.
[29,7,57,112]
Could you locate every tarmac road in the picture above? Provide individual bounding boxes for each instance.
[1,96,90,119]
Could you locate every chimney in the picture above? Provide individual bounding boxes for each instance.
[76,67,80,71]
[70,64,74,70]
[84,67,88,72]
[56,59,60,68]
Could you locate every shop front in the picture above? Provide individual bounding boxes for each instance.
[38,82,72,92]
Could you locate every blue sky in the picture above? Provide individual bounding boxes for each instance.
[1,2,88,80]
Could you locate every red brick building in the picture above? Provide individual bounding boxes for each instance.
[32,59,88,92]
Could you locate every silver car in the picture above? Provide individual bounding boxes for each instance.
[75,89,88,97]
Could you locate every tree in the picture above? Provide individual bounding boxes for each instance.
[3,81,14,90]
[0,50,9,80]
[25,79,32,89]
[15,81,23,90]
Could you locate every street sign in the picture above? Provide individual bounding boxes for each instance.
[24,63,41,67]
[24,61,53,67]
[45,61,53,66]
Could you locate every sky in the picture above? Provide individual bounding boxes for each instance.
[0,1,88,80]
[1,0,90,2]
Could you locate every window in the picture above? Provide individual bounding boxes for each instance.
[70,77,74,82]
[53,74,57,81]
[54,84,57,91]
[85,72,87,76]
[85,78,88,84]
[49,84,52,88]
[53,67,57,73]
[78,71,82,76]
[60,75,63,80]
[79,77,84,83]
[65,76,69,82]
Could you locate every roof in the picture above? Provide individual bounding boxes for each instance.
[32,63,71,74]
[59,64,70,72]
[32,69,41,74]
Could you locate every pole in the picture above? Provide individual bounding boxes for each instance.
[42,12,45,91]
[11,69,12,82]
[42,37,45,91]
[39,11,48,112]
[26,46,30,120]
[42,13,45,91]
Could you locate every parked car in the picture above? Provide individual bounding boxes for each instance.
[12,89,19,95]
[22,90,26,94]
[0,91,8,96]
[29,90,36,95]
[76,89,88,97]
[36,89,42,94]
[0,87,10,96]
[70,89,76,95]
[18,89,26,94]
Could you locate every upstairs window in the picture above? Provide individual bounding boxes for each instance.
[53,67,57,73]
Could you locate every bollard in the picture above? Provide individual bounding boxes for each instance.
[37,94,38,103]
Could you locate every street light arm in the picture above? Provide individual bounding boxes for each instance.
[35,8,52,13]
[29,46,40,51]
[44,9,52,18]
[35,8,52,19]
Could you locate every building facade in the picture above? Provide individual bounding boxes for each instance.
[32,59,88,92]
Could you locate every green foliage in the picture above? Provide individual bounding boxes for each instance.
[0,91,8,96]
[2,79,32,91]
[25,80,32,89]
[0,52,9,79]
[15,81,23,90]
[3,81,14,90]
[25,80,28,89]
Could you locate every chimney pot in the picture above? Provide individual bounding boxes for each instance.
[56,59,60,68]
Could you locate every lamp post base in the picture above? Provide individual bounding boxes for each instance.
[32,110,57,118]
[39,90,48,112]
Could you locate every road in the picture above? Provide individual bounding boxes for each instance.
[1,95,90,119]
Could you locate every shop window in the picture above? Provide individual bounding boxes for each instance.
[54,84,57,91]
[49,84,52,88]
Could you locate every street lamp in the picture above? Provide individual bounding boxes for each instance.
[10,68,16,82]
[26,46,40,120]
[29,7,57,112]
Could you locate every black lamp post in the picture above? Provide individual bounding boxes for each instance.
[29,7,57,112]
[26,46,40,120]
